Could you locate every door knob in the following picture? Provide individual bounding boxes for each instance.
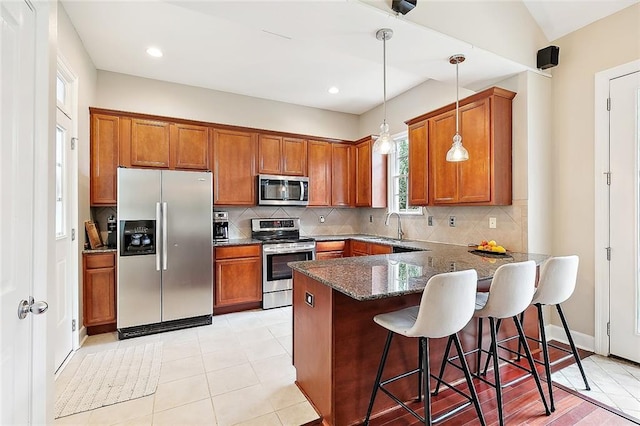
[17,297,49,319]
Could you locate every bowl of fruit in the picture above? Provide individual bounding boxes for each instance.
[473,240,508,255]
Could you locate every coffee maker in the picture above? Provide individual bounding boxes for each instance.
[107,215,117,248]
[213,211,229,242]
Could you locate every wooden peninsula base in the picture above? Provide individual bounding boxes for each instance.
[292,270,539,426]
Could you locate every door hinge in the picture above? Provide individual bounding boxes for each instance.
[71,137,77,150]
[606,246,611,261]
[72,319,76,332]
[607,98,611,111]
[604,171,611,185]
[71,228,75,241]
[606,322,610,336]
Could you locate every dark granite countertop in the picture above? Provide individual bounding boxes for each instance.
[213,238,262,247]
[312,234,432,251]
[82,247,117,254]
[289,242,549,301]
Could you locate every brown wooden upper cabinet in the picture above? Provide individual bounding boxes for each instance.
[90,112,120,205]
[121,118,210,171]
[258,134,307,176]
[406,87,515,206]
[212,128,257,205]
[354,137,387,208]
[307,140,332,206]
[331,143,354,207]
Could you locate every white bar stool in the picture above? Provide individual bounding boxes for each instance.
[439,261,551,426]
[363,269,485,426]
[498,255,590,412]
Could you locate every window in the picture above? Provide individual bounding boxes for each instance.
[388,134,422,214]
[55,123,66,238]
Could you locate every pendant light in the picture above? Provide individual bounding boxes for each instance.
[446,54,469,162]
[372,28,395,155]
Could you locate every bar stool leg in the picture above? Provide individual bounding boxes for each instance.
[482,319,503,376]
[476,318,483,375]
[453,333,486,426]
[536,303,555,412]
[516,311,525,361]
[556,304,590,390]
[364,331,394,425]
[421,337,432,426]
[513,315,551,416]
[417,339,423,402]
[488,317,505,426]
[432,335,454,396]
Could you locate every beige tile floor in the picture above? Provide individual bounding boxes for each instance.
[552,354,640,421]
[54,307,319,426]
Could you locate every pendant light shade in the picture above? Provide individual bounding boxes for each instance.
[373,28,395,155]
[446,54,469,162]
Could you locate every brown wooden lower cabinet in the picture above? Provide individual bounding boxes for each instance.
[83,252,117,334]
[348,240,392,257]
[315,240,346,260]
[214,244,262,314]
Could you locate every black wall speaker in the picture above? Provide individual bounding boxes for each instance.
[392,0,417,15]
[537,46,560,70]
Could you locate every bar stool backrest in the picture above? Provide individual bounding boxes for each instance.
[478,261,537,319]
[531,255,579,306]
[406,269,478,339]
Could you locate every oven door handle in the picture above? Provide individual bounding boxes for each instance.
[263,247,315,255]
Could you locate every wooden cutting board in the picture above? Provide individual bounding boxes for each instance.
[85,220,103,249]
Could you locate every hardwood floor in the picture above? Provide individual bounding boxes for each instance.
[366,343,639,425]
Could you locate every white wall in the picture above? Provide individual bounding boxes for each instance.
[361,0,549,70]
[96,71,360,141]
[549,4,640,337]
[57,3,98,333]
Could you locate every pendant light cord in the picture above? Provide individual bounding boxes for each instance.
[455,58,459,135]
[383,35,387,125]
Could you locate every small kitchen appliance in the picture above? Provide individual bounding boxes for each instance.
[106,215,117,248]
[213,211,229,242]
[251,218,315,309]
[258,174,309,206]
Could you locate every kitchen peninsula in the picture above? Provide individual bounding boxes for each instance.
[289,243,549,425]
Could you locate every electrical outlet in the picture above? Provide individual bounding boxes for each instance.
[489,217,496,229]
[319,215,325,223]
[449,262,456,271]
[449,216,456,227]
[369,215,373,223]
[428,216,433,226]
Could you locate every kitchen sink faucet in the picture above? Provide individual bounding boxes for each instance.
[384,212,404,240]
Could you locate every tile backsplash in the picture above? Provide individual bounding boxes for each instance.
[90,201,527,253]
[221,200,527,252]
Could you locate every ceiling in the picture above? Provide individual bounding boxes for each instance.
[62,0,637,115]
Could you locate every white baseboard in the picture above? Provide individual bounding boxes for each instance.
[546,324,595,353]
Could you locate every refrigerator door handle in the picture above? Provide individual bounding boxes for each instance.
[155,202,162,271]
[162,202,168,270]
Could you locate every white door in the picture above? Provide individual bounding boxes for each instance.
[1,0,52,423]
[609,70,640,363]
[54,106,74,371]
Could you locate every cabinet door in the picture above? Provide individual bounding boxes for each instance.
[215,257,262,307]
[408,121,428,206]
[90,113,119,205]
[258,134,282,175]
[129,118,171,168]
[213,129,257,205]
[170,123,209,170]
[428,111,458,204]
[316,251,343,260]
[331,143,353,207]
[307,140,331,206]
[370,243,392,255]
[282,137,307,176]
[458,99,491,203]
[355,140,372,207]
[83,253,116,327]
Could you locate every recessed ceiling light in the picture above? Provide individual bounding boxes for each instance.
[146,47,163,58]
[328,86,339,94]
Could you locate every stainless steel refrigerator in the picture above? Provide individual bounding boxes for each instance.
[117,168,213,339]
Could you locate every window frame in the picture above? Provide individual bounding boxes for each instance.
[387,132,422,216]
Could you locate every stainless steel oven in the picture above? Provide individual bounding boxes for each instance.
[252,218,315,309]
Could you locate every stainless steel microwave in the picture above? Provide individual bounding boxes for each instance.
[258,174,309,206]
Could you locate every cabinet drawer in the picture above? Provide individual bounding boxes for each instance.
[85,253,115,269]
[316,240,346,252]
[215,244,261,259]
